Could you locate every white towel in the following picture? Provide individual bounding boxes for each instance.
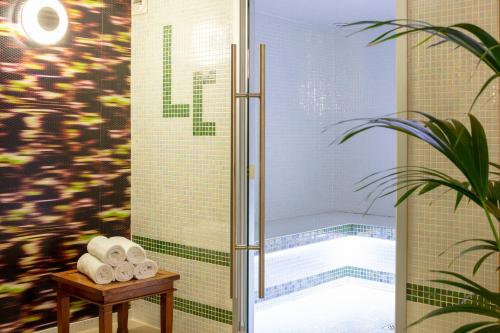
[109,236,147,264]
[114,261,134,282]
[87,235,126,267]
[77,253,114,285]
[133,259,158,280]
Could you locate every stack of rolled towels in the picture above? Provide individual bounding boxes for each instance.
[77,236,158,285]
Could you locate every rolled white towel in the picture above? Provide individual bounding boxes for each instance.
[133,259,158,280]
[109,236,147,264]
[77,253,114,284]
[87,235,126,267]
[114,261,134,282]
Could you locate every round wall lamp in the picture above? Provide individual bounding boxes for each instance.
[19,0,69,45]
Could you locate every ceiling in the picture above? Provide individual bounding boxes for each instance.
[255,0,395,27]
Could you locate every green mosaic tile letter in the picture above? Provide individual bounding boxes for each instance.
[163,26,190,118]
[192,71,216,136]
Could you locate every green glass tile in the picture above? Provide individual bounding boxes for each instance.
[144,296,233,325]
[163,25,190,118]
[192,71,216,136]
[406,282,494,310]
[132,235,230,267]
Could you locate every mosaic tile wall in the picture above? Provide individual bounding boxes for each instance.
[251,12,396,221]
[0,1,130,332]
[406,1,500,331]
[131,0,233,332]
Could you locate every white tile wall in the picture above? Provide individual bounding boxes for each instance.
[250,12,397,225]
[131,0,235,331]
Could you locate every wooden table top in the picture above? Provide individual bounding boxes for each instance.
[52,270,180,291]
[51,270,180,304]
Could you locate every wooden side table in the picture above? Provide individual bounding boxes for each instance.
[51,270,180,333]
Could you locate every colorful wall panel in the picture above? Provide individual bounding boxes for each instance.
[0,1,130,332]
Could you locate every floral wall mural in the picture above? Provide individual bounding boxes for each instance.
[0,0,130,331]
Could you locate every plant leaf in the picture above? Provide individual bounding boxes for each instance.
[473,251,496,275]
[341,20,500,109]
[419,182,441,195]
[453,321,498,333]
[395,185,421,207]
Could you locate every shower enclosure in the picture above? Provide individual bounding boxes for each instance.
[231,0,405,332]
[131,0,406,331]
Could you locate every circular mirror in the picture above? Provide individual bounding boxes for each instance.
[20,0,69,45]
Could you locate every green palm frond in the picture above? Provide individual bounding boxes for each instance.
[336,111,500,270]
[491,162,500,176]
[341,20,500,110]
[338,19,500,331]
[437,238,499,273]
[338,111,500,222]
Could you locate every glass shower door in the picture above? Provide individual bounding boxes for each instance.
[243,0,397,332]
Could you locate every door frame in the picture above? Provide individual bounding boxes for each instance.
[395,0,408,331]
[233,0,409,331]
[232,1,251,332]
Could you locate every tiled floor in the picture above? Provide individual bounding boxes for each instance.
[79,320,159,333]
[255,278,395,333]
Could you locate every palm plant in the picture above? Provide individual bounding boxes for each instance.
[334,20,500,331]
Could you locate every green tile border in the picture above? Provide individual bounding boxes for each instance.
[406,283,492,308]
[145,295,232,325]
[132,235,230,267]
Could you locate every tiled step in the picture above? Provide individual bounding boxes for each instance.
[255,234,395,301]
[260,266,394,301]
[266,223,395,252]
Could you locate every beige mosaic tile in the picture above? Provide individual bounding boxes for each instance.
[131,0,235,331]
[406,0,500,331]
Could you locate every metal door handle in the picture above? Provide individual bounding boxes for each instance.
[230,43,266,299]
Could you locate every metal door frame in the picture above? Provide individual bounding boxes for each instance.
[233,0,409,331]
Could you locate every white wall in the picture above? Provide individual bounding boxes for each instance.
[251,12,396,223]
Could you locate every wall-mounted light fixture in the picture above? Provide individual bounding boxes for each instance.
[19,0,69,45]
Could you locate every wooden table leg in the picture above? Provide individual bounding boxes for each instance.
[160,290,174,333]
[56,290,70,333]
[117,302,129,333]
[99,304,113,333]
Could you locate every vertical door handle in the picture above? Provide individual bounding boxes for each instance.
[257,44,266,299]
[230,44,237,299]
[230,44,266,299]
